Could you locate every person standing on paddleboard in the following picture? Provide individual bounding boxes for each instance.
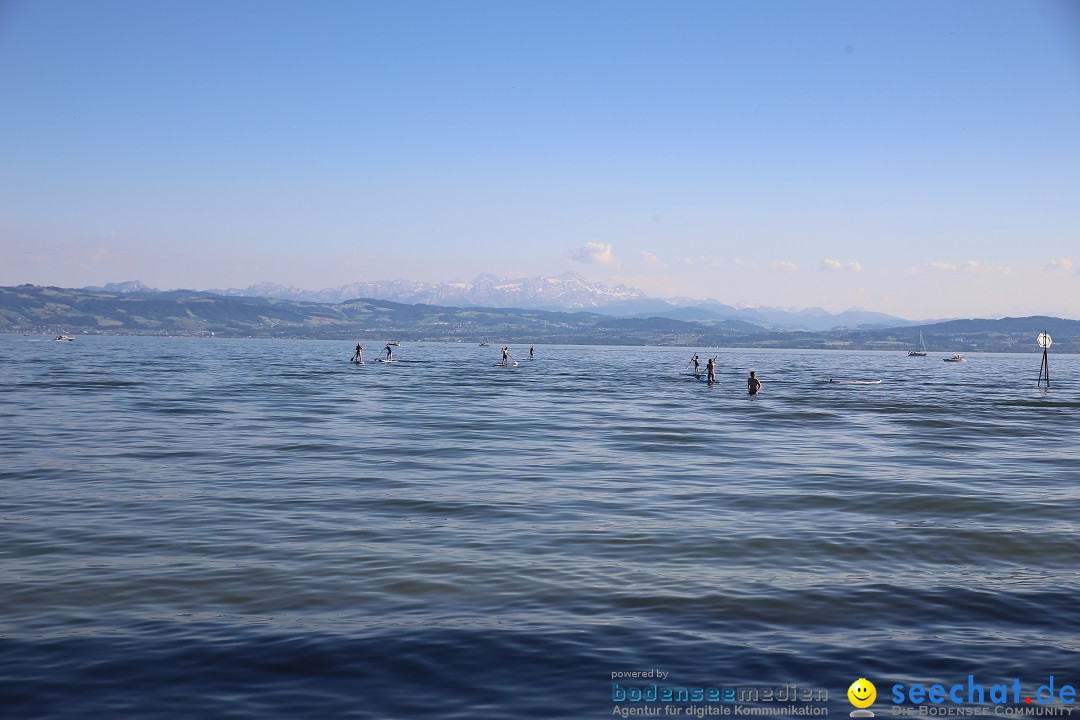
[353,343,363,363]
[706,357,716,384]
[529,346,535,359]
[748,371,761,395]
[502,347,510,365]
[385,343,394,361]
[692,354,700,378]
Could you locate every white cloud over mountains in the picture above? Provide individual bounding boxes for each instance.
[732,258,800,271]
[640,251,664,268]
[922,260,1012,275]
[820,259,861,272]
[572,242,620,266]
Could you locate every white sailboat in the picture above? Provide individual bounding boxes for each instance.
[907,331,927,357]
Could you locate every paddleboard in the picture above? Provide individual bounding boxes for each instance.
[493,362,519,367]
[377,359,398,363]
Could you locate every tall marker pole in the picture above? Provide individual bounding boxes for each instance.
[1037,332,1052,388]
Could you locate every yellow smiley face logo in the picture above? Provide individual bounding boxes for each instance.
[848,678,876,708]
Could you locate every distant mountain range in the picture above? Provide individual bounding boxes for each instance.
[614,301,921,331]
[4,284,1077,352]
[86,273,922,332]
[211,272,648,310]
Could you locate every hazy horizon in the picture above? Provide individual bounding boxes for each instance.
[2,1,1078,319]
[7,272,1068,323]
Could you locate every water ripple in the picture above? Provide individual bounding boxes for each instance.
[1,336,1078,718]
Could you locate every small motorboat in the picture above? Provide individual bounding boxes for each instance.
[943,354,965,362]
[53,335,74,342]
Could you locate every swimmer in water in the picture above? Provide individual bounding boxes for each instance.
[748,371,761,395]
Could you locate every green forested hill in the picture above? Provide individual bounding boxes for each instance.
[2,285,1077,352]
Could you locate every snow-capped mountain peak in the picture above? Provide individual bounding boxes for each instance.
[204,272,647,309]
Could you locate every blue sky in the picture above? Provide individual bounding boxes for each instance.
[1,0,1078,318]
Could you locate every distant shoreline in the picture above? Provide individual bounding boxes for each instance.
[6,331,1078,356]
[3,285,1077,353]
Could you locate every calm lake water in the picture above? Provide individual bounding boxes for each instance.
[1,335,1078,719]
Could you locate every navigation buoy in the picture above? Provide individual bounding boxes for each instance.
[1037,332,1051,388]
